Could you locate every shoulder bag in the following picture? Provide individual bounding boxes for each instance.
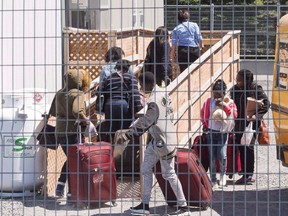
[95,86,105,115]
[37,114,58,150]
[258,120,270,145]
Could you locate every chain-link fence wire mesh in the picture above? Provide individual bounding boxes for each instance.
[165,4,288,58]
[1,1,288,216]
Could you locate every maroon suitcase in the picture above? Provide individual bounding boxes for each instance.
[155,148,212,210]
[192,134,209,171]
[226,134,241,178]
[192,134,241,178]
[68,142,117,207]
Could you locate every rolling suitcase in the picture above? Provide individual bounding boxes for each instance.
[192,133,241,178]
[192,133,209,171]
[226,134,242,178]
[155,148,212,210]
[68,141,117,207]
[98,123,141,177]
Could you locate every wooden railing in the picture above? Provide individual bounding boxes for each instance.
[45,29,240,197]
[137,30,241,194]
[168,31,241,147]
[84,29,241,147]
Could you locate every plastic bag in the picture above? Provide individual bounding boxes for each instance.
[85,122,97,137]
[113,129,130,159]
[241,122,255,146]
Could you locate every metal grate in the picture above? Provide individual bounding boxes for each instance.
[0,1,288,216]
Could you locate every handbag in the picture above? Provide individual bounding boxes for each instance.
[241,122,255,146]
[113,129,130,159]
[37,119,58,150]
[258,120,270,145]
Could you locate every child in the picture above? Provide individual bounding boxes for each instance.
[200,79,237,189]
[118,71,187,215]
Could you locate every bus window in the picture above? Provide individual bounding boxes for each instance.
[278,42,288,89]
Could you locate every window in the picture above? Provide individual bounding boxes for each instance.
[277,42,288,90]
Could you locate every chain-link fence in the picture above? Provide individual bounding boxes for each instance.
[165,4,288,58]
[1,1,288,216]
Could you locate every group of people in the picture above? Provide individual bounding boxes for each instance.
[143,9,203,86]
[201,71,270,191]
[45,8,270,215]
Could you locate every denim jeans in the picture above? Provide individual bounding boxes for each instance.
[104,99,133,142]
[206,129,228,183]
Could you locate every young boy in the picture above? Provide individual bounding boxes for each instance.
[118,71,187,215]
[200,79,237,189]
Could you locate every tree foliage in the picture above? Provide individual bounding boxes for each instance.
[166,0,287,5]
[165,0,283,56]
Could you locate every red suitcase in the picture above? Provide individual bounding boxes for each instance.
[192,134,241,178]
[226,134,241,178]
[68,142,117,207]
[192,134,209,171]
[155,148,212,210]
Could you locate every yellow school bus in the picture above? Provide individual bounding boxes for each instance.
[272,14,288,167]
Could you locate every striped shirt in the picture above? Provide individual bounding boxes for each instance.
[101,72,142,113]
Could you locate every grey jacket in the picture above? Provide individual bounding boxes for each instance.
[126,85,176,160]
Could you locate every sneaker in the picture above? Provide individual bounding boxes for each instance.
[211,182,219,191]
[55,182,65,197]
[219,175,227,187]
[169,208,188,215]
[235,176,247,185]
[246,176,256,185]
[172,204,188,210]
[130,202,149,215]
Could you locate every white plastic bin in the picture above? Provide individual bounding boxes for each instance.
[0,89,49,197]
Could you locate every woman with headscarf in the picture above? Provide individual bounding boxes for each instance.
[230,69,270,184]
[49,69,95,198]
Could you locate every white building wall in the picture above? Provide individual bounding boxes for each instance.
[0,0,62,103]
[68,0,164,31]
[103,0,164,31]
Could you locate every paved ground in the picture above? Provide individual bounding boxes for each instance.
[1,75,288,216]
